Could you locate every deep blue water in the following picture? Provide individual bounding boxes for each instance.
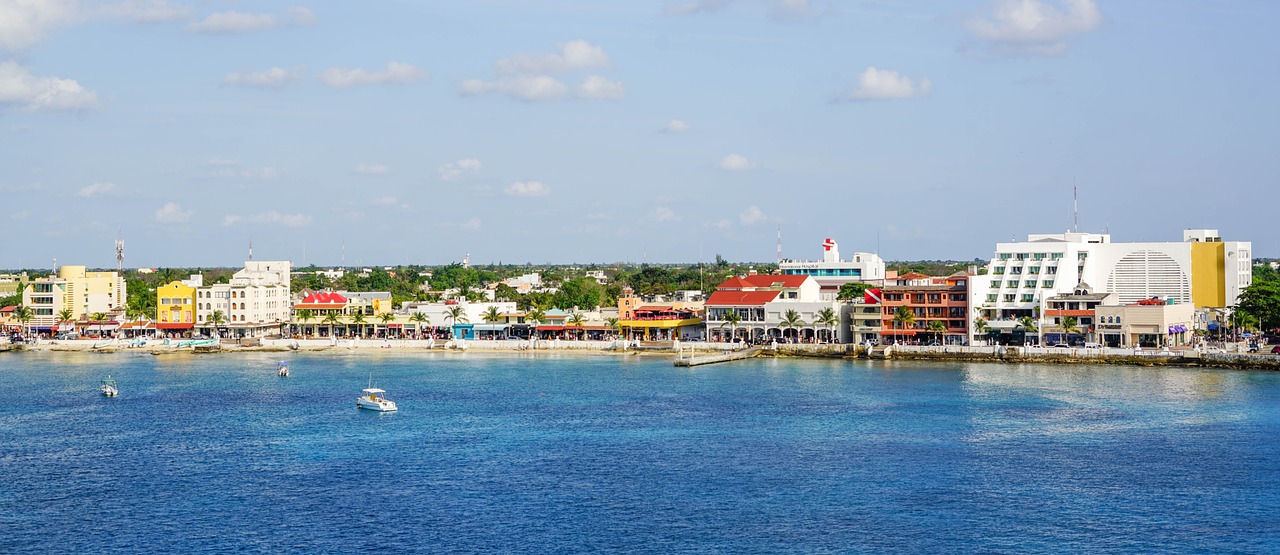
[1,351,1278,553]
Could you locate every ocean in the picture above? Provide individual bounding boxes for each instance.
[1,350,1278,553]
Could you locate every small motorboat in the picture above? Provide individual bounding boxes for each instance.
[100,376,118,397]
[357,376,397,411]
[277,361,289,377]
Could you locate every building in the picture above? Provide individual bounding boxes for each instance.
[21,265,127,333]
[779,238,886,301]
[1039,284,1117,346]
[880,273,970,345]
[968,229,1251,343]
[155,274,203,337]
[1095,300,1196,349]
[616,287,704,341]
[703,273,835,343]
[195,260,291,338]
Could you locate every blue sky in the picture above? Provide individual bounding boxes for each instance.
[1,1,1276,269]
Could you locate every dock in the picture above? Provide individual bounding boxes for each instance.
[674,346,762,367]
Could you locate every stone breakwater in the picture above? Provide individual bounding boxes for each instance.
[765,344,1280,371]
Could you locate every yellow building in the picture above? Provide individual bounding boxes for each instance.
[156,277,200,336]
[22,265,127,332]
[616,288,704,341]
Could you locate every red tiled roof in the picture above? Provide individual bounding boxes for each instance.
[898,272,931,280]
[714,274,810,290]
[715,276,752,289]
[300,292,347,304]
[705,290,782,306]
[0,306,15,313]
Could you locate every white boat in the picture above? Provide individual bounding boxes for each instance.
[357,376,397,411]
[277,361,289,377]
[100,376,118,397]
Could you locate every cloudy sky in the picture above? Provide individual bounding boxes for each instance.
[1,1,1276,269]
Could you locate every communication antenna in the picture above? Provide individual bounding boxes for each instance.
[248,237,254,261]
[115,230,124,273]
[776,224,782,264]
[1073,178,1079,233]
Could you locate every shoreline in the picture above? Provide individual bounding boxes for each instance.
[6,339,1280,371]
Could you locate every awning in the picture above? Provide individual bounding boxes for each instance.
[386,324,402,328]
[157,322,195,329]
[87,323,121,332]
[472,324,509,331]
[537,325,566,331]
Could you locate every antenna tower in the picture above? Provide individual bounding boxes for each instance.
[115,231,124,273]
[1073,178,1079,233]
[776,224,782,265]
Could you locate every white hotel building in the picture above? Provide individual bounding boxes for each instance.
[779,238,886,301]
[968,229,1251,342]
[196,260,292,337]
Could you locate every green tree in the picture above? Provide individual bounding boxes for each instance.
[1061,316,1078,343]
[483,306,502,323]
[379,312,396,337]
[322,312,342,337]
[13,305,33,337]
[779,309,804,342]
[555,277,604,310]
[350,312,367,338]
[296,308,314,337]
[1016,316,1038,346]
[974,317,990,343]
[814,307,839,343]
[57,308,74,322]
[568,312,586,340]
[409,312,430,338]
[927,320,947,345]
[207,310,226,337]
[606,317,620,338]
[721,310,742,342]
[837,282,873,302]
[892,306,915,344]
[1234,281,1280,331]
[91,312,107,322]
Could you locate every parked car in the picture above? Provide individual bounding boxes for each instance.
[1083,342,1102,349]
[1050,343,1070,348]
[1271,346,1280,355]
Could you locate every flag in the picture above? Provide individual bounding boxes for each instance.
[864,288,881,304]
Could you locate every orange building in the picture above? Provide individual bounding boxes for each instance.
[879,272,970,345]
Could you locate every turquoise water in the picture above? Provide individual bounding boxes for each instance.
[1,351,1278,553]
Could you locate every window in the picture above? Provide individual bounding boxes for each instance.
[993,268,1005,275]
[1021,294,1034,302]
[1043,280,1055,288]
[1016,253,1029,260]
[1025,281,1036,288]
[1028,267,1040,274]
[999,253,1011,260]
[1052,253,1064,260]
[987,294,997,302]
[1003,294,1015,302]
[1046,267,1058,275]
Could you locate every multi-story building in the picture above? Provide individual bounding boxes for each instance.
[21,265,127,333]
[780,238,886,301]
[968,229,1251,344]
[880,272,970,345]
[156,274,203,337]
[1040,284,1117,345]
[704,273,835,342]
[196,260,291,337]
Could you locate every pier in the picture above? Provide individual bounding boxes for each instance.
[674,346,762,367]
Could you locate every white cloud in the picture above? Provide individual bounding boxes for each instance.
[504,181,551,197]
[155,202,193,224]
[663,0,732,16]
[207,157,238,167]
[354,163,390,175]
[843,66,931,101]
[186,11,277,34]
[739,205,767,225]
[578,75,625,100]
[224,211,312,227]
[439,158,481,181]
[458,218,481,231]
[0,0,79,50]
[461,75,569,102]
[967,0,1101,56]
[206,166,277,180]
[769,0,813,21]
[77,182,117,197]
[321,61,424,88]
[650,207,679,222]
[370,196,398,206]
[0,61,99,111]
[495,40,611,75]
[711,219,732,230]
[223,66,305,88]
[285,6,317,26]
[719,153,757,171]
[662,119,691,133]
[11,210,31,221]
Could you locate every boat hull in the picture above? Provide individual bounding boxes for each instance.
[357,398,397,411]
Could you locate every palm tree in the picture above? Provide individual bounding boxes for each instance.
[444,305,468,338]
[483,306,502,323]
[974,316,990,344]
[90,311,107,323]
[927,320,947,345]
[892,306,915,345]
[606,317,620,339]
[208,310,226,338]
[409,312,429,338]
[57,308,74,323]
[815,307,838,344]
[322,312,342,337]
[350,312,367,338]
[378,312,395,338]
[779,309,804,342]
[1061,316,1078,344]
[721,310,742,343]
[568,312,585,340]
[13,305,33,338]
[296,308,314,338]
[1016,316,1038,346]
[525,307,544,340]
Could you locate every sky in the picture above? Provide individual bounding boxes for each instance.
[1,0,1277,269]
